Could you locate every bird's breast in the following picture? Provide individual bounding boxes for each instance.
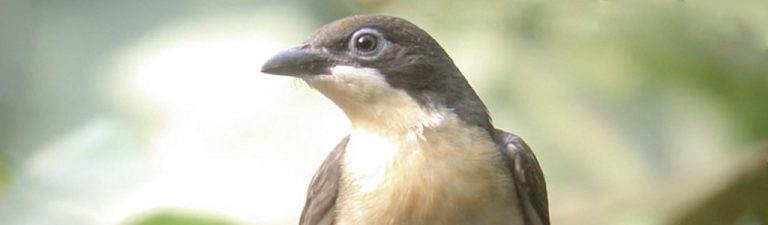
[337,114,523,225]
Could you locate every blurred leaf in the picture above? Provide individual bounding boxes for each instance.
[0,161,9,192]
[126,210,239,225]
[612,4,768,142]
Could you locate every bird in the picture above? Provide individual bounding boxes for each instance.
[261,15,549,225]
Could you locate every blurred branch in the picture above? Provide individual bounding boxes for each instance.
[668,145,768,225]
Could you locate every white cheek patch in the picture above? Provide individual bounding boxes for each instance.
[305,65,406,108]
[304,65,391,102]
[306,65,449,131]
[330,65,389,89]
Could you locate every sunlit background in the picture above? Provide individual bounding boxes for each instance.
[1,1,766,225]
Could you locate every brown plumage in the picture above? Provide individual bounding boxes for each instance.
[262,15,549,225]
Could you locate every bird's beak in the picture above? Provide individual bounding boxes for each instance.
[261,46,333,76]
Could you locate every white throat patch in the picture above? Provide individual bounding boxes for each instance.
[305,65,452,192]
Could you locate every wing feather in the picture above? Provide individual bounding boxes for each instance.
[299,136,349,225]
[496,130,550,225]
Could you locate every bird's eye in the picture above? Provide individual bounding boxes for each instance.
[355,34,378,52]
[349,29,385,57]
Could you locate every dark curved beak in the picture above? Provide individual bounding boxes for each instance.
[261,46,333,76]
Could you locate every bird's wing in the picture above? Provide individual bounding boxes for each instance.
[496,129,550,225]
[299,135,349,225]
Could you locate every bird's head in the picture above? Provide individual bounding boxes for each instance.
[262,15,491,132]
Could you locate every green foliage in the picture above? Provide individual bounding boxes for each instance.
[0,162,9,192]
[1,1,767,225]
[126,210,239,225]
[612,5,768,142]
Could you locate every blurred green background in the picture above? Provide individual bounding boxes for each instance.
[1,0,766,225]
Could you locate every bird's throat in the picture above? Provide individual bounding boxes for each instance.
[338,110,516,225]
